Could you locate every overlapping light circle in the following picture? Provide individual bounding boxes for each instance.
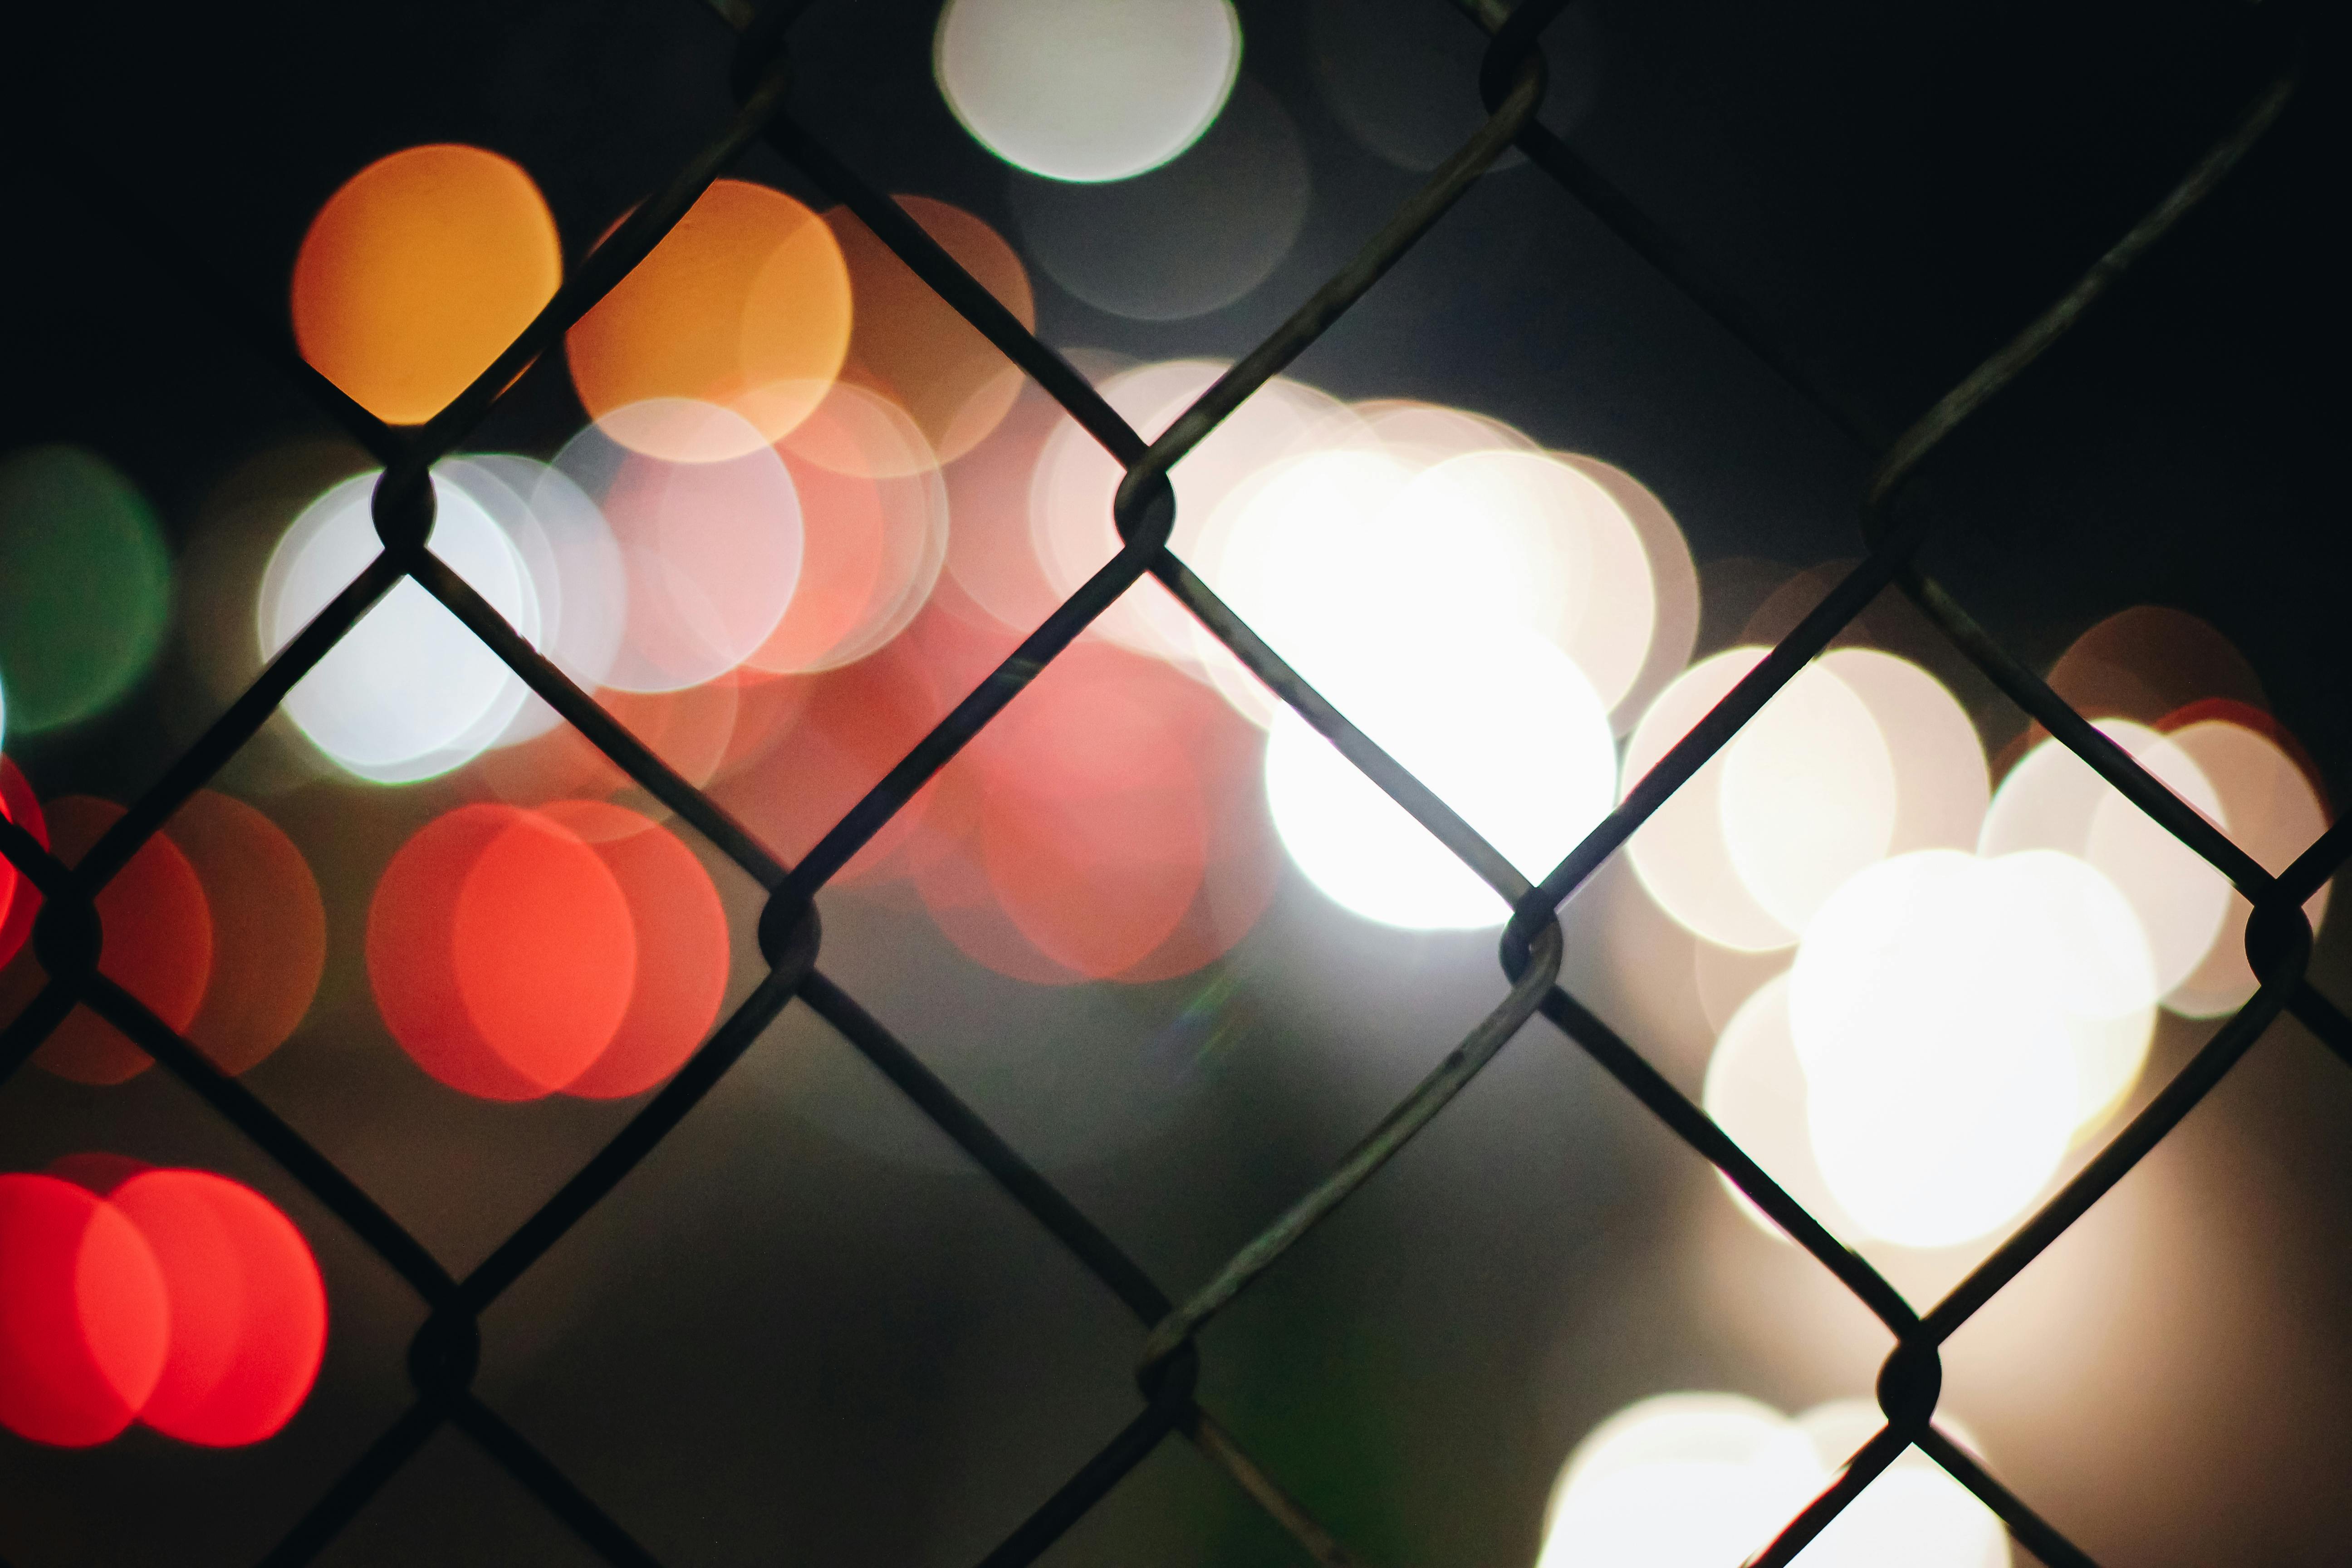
[2162,715,2331,1016]
[1627,648,1985,952]
[368,803,725,1101]
[554,405,806,691]
[1789,849,2156,1246]
[0,790,326,1086]
[565,179,851,461]
[1539,1393,2008,1568]
[261,470,542,783]
[1980,720,2230,1004]
[1264,626,1618,930]
[0,1162,326,1449]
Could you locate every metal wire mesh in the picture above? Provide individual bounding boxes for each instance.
[0,2,2337,1565]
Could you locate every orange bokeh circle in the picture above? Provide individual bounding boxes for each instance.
[828,195,1035,464]
[292,144,561,426]
[565,179,852,460]
[0,796,216,1088]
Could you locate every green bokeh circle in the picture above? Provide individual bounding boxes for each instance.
[0,445,174,733]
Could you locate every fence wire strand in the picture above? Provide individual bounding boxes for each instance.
[0,2,2327,1566]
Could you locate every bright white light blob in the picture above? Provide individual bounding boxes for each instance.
[1792,850,2155,1246]
[554,401,804,692]
[1980,721,2229,1004]
[934,0,1242,182]
[1030,360,1347,676]
[1702,973,1867,1245]
[262,470,540,784]
[1537,1394,1826,1568]
[1541,1393,2009,1568]
[1389,450,1658,713]
[1263,625,1617,931]
[1624,650,1895,951]
[439,456,628,745]
[2164,719,2332,1017]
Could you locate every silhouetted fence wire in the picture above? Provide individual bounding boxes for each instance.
[0,2,2326,1565]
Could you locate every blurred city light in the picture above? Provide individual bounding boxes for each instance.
[933,0,1242,182]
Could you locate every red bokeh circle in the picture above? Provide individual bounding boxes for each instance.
[0,795,216,1087]
[108,1168,328,1447]
[537,800,730,1099]
[371,804,633,1100]
[0,757,51,970]
[0,1172,170,1447]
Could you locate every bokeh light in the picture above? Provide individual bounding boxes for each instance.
[1793,1401,2012,1568]
[933,0,1242,182]
[262,469,540,783]
[1538,1393,1820,1568]
[754,383,948,672]
[2162,714,2332,1017]
[536,801,729,1100]
[0,1174,168,1448]
[565,179,851,461]
[1627,648,1980,954]
[1540,1392,2009,1568]
[0,446,174,735]
[1701,973,1864,1245]
[369,804,632,1100]
[482,678,751,809]
[1264,624,1617,931]
[290,144,561,426]
[2045,604,2266,728]
[1820,647,1989,855]
[1624,652,1874,951]
[1560,454,1699,734]
[715,631,951,886]
[1715,657,1896,936]
[1009,76,1308,321]
[165,791,323,1078]
[0,796,215,1089]
[1980,721,2230,1005]
[1792,849,2154,1245]
[1389,449,1659,713]
[439,456,629,742]
[828,196,1035,463]
[941,382,1073,633]
[1033,360,1345,679]
[554,406,805,691]
[0,758,47,970]
[105,1168,327,1447]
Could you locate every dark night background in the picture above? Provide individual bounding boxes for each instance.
[2,1,2348,1564]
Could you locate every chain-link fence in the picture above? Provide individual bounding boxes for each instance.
[0,1,2336,1564]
